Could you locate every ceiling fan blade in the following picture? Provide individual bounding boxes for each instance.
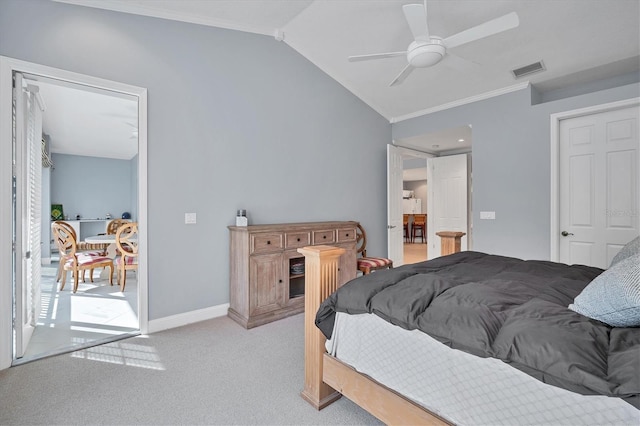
[348,51,407,62]
[389,64,415,87]
[402,3,429,41]
[443,11,519,49]
[444,52,481,71]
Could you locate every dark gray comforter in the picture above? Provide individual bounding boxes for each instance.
[315,251,640,408]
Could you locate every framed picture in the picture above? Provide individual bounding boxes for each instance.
[51,204,64,221]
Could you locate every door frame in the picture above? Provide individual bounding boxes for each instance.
[549,97,640,262]
[0,56,149,370]
[388,143,434,265]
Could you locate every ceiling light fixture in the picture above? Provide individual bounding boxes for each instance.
[458,138,465,142]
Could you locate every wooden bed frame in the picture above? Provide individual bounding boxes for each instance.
[297,245,450,425]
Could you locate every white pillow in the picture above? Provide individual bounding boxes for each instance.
[569,252,640,327]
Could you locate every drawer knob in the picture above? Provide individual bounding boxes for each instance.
[267,240,271,245]
[345,233,349,237]
[279,279,283,283]
[297,238,301,242]
[323,236,327,239]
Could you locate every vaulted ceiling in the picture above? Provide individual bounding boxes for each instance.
[45,0,639,158]
[57,0,640,122]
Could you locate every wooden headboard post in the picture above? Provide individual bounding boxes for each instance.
[297,245,345,410]
[436,231,466,256]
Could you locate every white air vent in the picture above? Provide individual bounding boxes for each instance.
[512,61,546,79]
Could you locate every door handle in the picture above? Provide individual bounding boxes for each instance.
[388,225,396,229]
[561,231,574,237]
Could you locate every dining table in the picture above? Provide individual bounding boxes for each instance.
[85,234,120,259]
[85,234,138,280]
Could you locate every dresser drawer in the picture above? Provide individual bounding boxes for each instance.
[312,229,335,245]
[251,233,284,254]
[285,231,310,248]
[337,227,357,242]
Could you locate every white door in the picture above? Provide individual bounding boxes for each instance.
[427,154,469,259]
[387,144,404,266]
[13,73,44,358]
[559,105,639,268]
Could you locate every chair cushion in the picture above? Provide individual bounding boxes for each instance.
[75,250,104,257]
[66,254,111,266]
[116,256,138,266]
[358,257,392,268]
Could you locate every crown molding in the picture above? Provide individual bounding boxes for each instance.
[390,81,531,124]
[53,0,275,36]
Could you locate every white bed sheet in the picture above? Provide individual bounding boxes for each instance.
[326,312,640,426]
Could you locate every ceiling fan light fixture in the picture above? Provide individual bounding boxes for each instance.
[407,39,445,68]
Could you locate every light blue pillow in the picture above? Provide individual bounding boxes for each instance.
[569,252,640,327]
[610,236,640,267]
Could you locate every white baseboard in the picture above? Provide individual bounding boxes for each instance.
[147,303,229,334]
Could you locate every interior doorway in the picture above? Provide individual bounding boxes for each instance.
[0,56,148,368]
[394,125,473,264]
[403,156,428,264]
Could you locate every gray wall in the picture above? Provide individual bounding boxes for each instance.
[50,153,134,221]
[393,82,639,260]
[0,0,390,320]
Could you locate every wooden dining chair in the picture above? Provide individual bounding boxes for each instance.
[53,220,108,283]
[412,214,427,243]
[403,214,410,242]
[115,222,138,291]
[356,223,393,275]
[52,221,114,293]
[106,218,130,235]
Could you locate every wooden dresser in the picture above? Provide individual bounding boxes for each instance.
[228,221,358,329]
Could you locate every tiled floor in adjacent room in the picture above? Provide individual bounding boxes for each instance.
[18,260,139,364]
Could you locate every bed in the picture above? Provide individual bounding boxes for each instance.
[298,241,640,425]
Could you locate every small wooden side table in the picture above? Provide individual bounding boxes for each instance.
[436,231,466,256]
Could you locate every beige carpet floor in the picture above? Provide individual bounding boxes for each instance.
[0,313,382,425]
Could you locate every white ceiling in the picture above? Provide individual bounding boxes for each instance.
[48,0,639,158]
[33,77,138,160]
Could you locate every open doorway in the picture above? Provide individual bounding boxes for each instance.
[395,124,472,264]
[19,76,139,363]
[403,156,428,264]
[0,57,148,368]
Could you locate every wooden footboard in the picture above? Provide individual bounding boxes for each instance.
[297,245,345,409]
[323,354,449,425]
[298,245,451,425]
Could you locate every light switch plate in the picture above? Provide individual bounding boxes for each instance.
[480,211,496,220]
[185,213,197,224]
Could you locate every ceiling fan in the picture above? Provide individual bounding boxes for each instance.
[348,1,519,86]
